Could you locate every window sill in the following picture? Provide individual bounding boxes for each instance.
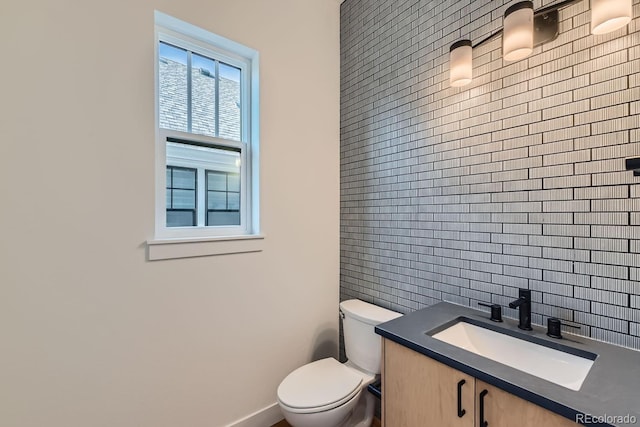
[146,234,264,261]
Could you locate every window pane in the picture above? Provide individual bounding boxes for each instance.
[191,53,216,137]
[172,168,196,189]
[218,62,241,141]
[158,42,188,132]
[167,210,196,227]
[207,171,227,191]
[208,191,227,210]
[208,211,240,226]
[227,173,240,192]
[227,192,240,210]
[173,189,195,209]
[166,166,197,218]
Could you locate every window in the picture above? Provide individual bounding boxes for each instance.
[166,166,197,227]
[154,12,259,242]
[206,171,240,226]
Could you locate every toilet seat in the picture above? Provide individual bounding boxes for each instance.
[277,358,364,414]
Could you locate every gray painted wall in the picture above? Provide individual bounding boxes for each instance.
[340,0,640,350]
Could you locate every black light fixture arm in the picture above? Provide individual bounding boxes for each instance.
[535,0,582,17]
[472,29,502,49]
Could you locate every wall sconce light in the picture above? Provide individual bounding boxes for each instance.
[449,0,633,87]
[591,0,632,34]
[449,40,473,87]
[503,1,534,61]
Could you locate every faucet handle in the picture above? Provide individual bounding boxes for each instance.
[547,317,581,339]
[478,302,503,322]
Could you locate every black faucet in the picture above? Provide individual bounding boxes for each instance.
[509,289,532,331]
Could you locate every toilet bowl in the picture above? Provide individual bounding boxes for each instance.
[278,358,375,427]
[277,300,402,427]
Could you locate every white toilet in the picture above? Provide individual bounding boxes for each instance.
[277,299,402,427]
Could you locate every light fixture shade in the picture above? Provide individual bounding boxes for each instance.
[591,0,632,34]
[450,40,473,87]
[503,1,534,62]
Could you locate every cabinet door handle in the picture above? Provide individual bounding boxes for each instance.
[479,389,489,427]
[457,379,466,417]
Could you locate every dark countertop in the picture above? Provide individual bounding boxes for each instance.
[375,302,640,427]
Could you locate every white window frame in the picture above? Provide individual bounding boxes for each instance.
[153,11,260,243]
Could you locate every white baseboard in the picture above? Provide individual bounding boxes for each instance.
[225,402,283,427]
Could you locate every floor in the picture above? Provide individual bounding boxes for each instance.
[271,418,382,427]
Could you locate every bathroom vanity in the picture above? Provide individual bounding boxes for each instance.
[383,339,578,426]
[375,303,640,427]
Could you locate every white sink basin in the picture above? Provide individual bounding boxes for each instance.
[431,320,595,391]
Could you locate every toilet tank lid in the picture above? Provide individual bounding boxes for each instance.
[339,299,402,325]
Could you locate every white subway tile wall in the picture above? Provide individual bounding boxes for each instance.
[340,0,640,350]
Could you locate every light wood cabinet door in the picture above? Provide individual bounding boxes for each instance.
[383,339,474,427]
[475,380,579,427]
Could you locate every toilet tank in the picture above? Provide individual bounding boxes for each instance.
[340,299,402,374]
